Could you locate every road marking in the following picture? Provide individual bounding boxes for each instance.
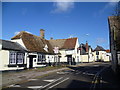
[57,72,66,74]
[28,79,38,81]
[93,65,99,67]
[48,77,69,89]
[42,77,63,88]
[90,66,109,90]
[43,79,55,82]
[27,86,43,89]
[9,84,21,87]
[86,73,95,76]
[82,72,95,76]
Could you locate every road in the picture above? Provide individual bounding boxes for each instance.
[2,62,120,90]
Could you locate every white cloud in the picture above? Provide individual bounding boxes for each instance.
[51,0,75,13]
[85,33,90,36]
[99,1,118,15]
[93,0,118,17]
[68,34,76,38]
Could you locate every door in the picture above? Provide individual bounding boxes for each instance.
[67,55,72,65]
[29,55,36,68]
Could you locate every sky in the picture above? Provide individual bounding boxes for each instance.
[2,1,118,49]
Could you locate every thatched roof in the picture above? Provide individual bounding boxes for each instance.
[11,31,54,54]
[48,38,77,50]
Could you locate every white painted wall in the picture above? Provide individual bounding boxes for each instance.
[93,51,110,62]
[58,38,81,64]
[81,55,89,62]
[59,50,67,62]
[0,50,24,71]
[74,38,81,63]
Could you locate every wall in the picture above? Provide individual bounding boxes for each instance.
[74,38,81,63]
[93,51,110,62]
[88,48,94,62]
[46,55,55,63]
[81,55,89,62]
[59,50,67,63]
[0,50,24,71]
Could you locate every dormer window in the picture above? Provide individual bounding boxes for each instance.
[44,44,48,52]
[53,47,59,54]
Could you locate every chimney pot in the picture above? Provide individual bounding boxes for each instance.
[86,41,88,53]
[50,37,53,40]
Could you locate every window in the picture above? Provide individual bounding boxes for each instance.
[9,52,16,64]
[17,53,24,64]
[9,52,24,64]
[77,56,79,62]
[38,54,46,63]
[96,51,99,55]
[42,55,45,62]
[38,54,42,62]
[77,48,79,54]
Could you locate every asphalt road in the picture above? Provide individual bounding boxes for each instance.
[2,62,119,90]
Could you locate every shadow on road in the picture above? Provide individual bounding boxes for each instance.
[66,80,91,88]
[99,67,120,88]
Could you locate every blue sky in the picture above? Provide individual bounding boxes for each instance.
[2,2,117,49]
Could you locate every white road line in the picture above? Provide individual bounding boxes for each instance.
[90,66,109,90]
[42,77,63,88]
[27,86,43,89]
[9,84,21,87]
[43,79,55,82]
[48,77,69,89]
[57,72,66,74]
[86,73,95,76]
[93,65,99,67]
[28,79,38,81]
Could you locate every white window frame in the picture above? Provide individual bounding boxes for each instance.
[38,54,46,63]
[9,52,16,64]
[38,54,42,62]
[17,53,24,64]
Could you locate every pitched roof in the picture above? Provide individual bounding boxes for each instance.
[94,45,106,51]
[1,39,26,51]
[79,43,92,55]
[11,31,54,54]
[106,49,110,53]
[48,39,66,49]
[48,38,77,50]
[62,38,77,49]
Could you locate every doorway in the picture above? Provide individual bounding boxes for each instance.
[67,55,72,65]
[28,55,36,68]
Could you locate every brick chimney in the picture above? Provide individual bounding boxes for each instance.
[40,29,45,39]
[50,37,53,40]
[86,41,88,53]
